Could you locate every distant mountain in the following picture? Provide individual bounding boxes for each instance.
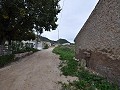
[57,39,70,44]
[39,36,70,45]
[40,36,51,42]
[39,36,57,44]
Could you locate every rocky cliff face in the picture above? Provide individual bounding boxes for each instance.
[75,0,120,86]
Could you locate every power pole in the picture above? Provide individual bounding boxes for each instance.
[58,28,60,45]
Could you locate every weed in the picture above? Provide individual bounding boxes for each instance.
[53,45,119,90]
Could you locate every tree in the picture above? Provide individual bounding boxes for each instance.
[0,0,34,44]
[0,0,61,45]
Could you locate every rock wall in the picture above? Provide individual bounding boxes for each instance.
[75,0,120,86]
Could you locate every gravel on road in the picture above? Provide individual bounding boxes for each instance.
[0,47,77,90]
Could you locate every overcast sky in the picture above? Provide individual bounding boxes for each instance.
[42,0,99,43]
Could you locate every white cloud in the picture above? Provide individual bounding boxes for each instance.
[42,0,99,43]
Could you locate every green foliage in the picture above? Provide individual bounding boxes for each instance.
[57,39,70,44]
[75,68,118,90]
[53,46,119,90]
[60,59,78,76]
[13,47,38,54]
[44,44,49,49]
[53,46,75,60]
[0,42,38,68]
[0,54,15,67]
[0,0,61,44]
[53,46,77,76]
[11,41,39,54]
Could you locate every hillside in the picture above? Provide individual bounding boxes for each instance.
[39,36,57,44]
[39,36,70,44]
[40,36,52,42]
[57,39,70,44]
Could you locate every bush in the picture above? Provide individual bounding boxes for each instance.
[13,47,39,54]
[11,41,39,54]
[0,54,15,67]
[44,44,49,49]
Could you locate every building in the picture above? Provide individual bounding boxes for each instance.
[74,0,120,85]
[22,40,43,50]
[22,40,52,50]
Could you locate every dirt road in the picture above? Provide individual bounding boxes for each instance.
[0,47,71,90]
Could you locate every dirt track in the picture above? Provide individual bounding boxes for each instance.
[0,47,76,90]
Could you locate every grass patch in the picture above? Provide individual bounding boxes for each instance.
[53,45,119,90]
[53,46,78,76]
[0,54,15,67]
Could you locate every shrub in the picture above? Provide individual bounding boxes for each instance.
[13,47,39,54]
[0,54,15,67]
[44,44,49,49]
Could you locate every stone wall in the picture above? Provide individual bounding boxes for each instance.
[75,0,120,86]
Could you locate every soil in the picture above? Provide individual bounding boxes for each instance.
[0,47,77,90]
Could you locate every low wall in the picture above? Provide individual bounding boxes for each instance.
[15,51,33,60]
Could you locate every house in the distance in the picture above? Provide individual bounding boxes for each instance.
[22,36,53,50]
[22,40,43,50]
[74,0,120,86]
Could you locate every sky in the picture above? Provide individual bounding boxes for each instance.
[42,0,99,43]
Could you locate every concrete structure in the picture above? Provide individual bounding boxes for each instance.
[75,0,120,85]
